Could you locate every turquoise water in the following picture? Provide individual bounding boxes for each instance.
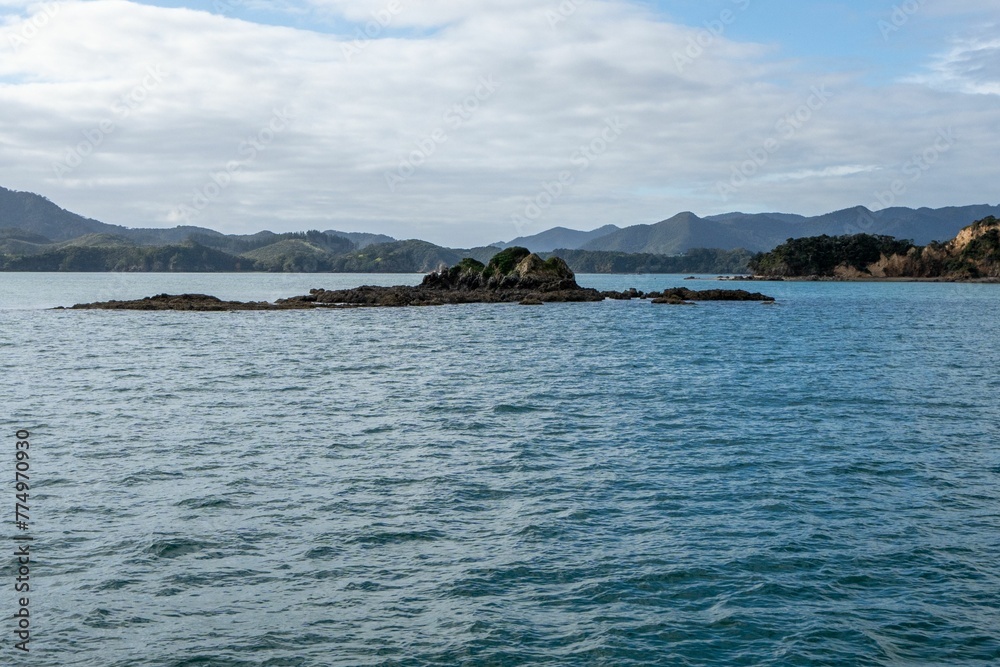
[2,274,999,666]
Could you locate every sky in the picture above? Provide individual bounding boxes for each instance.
[1,0,998,247]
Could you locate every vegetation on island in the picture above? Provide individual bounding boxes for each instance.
[747,234,915,277]
[749,217,1000,279]
[547,247,753,274]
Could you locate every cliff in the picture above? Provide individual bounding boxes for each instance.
[749,217,1000,280]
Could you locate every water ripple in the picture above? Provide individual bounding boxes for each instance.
[2,278,1000,665]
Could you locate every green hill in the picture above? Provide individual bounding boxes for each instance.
[242,239,343,272]
[580,212,740,255]
[544,247,752,274]
[1,241,246,271]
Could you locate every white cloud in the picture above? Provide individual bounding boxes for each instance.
[761,165,882,182]
[0,0,997,246]
[908,36,1000,95]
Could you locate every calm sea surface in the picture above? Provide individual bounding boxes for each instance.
[2,273,999,666]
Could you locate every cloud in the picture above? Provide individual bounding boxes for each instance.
[760,165,882,183]
[909,36,1000,95]
[303,0,541,28]
[0,0,997,246]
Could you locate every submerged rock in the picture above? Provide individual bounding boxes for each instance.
[646,288,775,302]
[65,293,299,311]
[652,297,695,305]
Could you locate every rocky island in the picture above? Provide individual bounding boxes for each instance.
[64,248,775,311]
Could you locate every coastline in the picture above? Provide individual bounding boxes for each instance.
[717,275,1000,283]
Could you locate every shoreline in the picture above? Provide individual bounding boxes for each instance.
[715,276,1000,284]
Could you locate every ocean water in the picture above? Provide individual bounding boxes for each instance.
[2,273,999,666]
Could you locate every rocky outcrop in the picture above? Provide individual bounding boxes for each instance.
[279,248,603,307]
[651,287,774,302]
[599,287,774,302]
[419,247,580,292]
[65,250,775,310]
[652,297,696,305]
[64,293,302,311]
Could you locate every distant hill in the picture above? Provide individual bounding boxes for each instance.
[495,224,620,252]
[574,206,1000,254]
[324,230,397,249]
[118,226,226,245]
[544,247,752,274]
[327,241,500,273]
[579,212,746,255]
[2,241,247,272]
[0,186,123,241]
[3,184,998,272]
[0,186,228,245]
[242,236,354,272]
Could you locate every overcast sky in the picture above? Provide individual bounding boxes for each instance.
[1,0,998,246]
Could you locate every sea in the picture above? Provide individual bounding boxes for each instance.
[1,272,999,666]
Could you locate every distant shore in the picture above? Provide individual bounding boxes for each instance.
[716,276,1000,284]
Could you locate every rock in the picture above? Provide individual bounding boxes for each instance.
[420,248,581,293]
[69,293,295,311]
[63,251,776,311]
[654,287,775,302]
[652,297,695,305]
[519,299,543,306]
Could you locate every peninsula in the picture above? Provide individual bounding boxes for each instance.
[747,216,1000,281]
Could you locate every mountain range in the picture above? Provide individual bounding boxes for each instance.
[1,185,997,272]
[509,206,1000,254]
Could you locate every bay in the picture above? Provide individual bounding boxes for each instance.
[1,273,999,666]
